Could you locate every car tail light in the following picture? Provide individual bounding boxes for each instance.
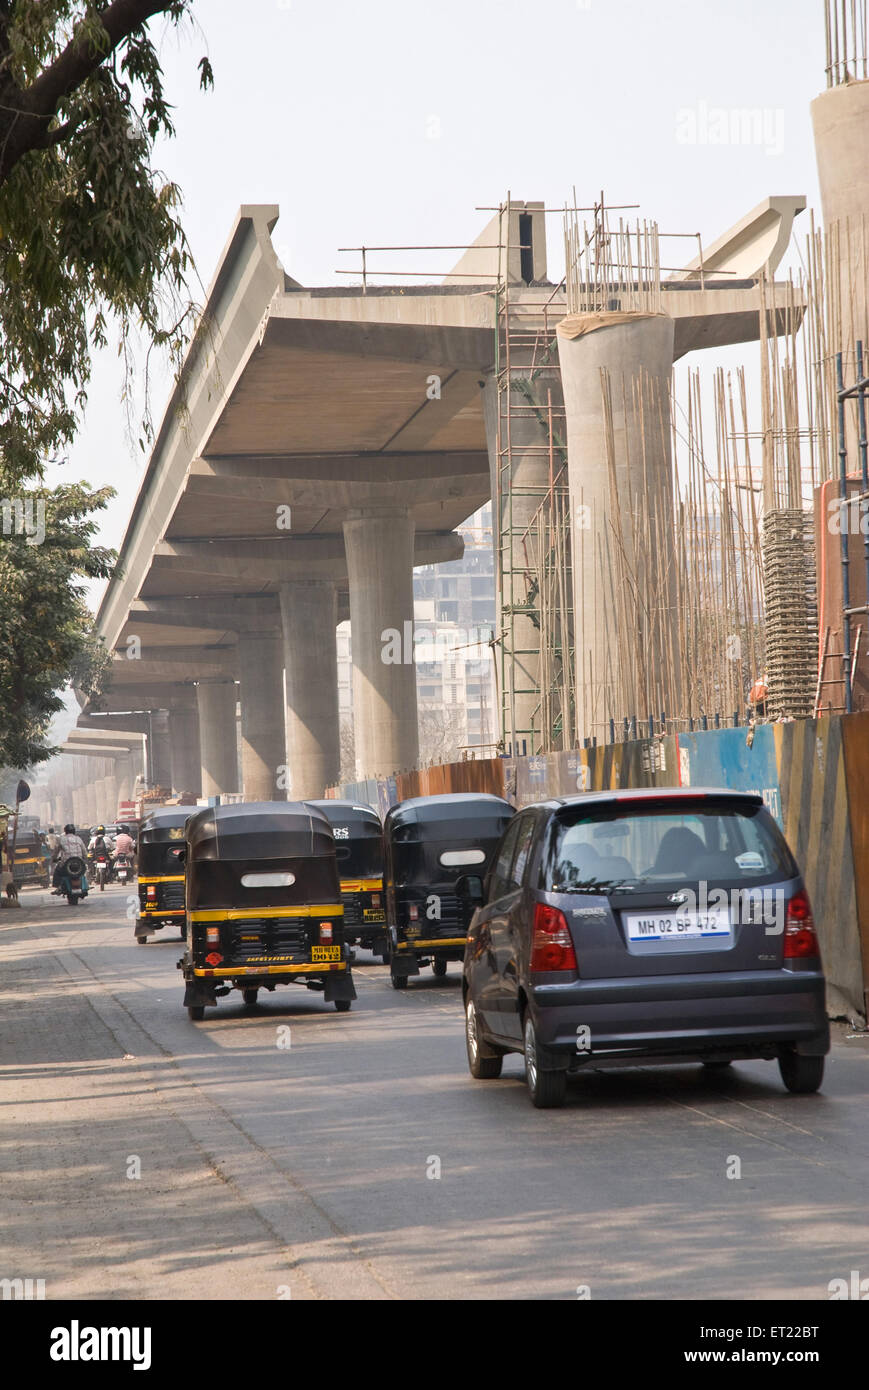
[531,903,578,973]
[784,889,820,959]
[371,893,381,908]
[146,885,157,900]
[409,903,419,921]
[319,922,333,943]
[205,951,223,966]
[206,926,220,946]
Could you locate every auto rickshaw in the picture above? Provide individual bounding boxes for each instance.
[306,800,387,959]
[179,801,356,1021]
[384,793,515,989]
[12,829,50,888]
[135,806,197,944]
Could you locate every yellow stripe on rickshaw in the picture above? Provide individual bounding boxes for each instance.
[396,936,468,949]
[139,875,184,884]
[189,904,344,922]
[339,878,383,893]
[193,962,348,976]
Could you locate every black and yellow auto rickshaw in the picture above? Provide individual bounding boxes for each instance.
[384,793,515,989]
[135,806,197,944]
[12,829,50,888]
[179,801,356,1021]
[306,800,387,959]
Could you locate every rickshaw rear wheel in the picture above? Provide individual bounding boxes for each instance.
[432,957,448,978]
[242,989,258,1007]
[391,971,408,990]
[135,935,148,945]
[187,1005,205,1021]
[334,998,352,1012]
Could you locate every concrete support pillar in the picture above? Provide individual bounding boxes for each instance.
[343,508,419,778]
[195,680,239,798]
[280,581,340,799]
[168,701,202,799]
[812,79,869,348]
[147,711,172,789]
[71,788,84,828]
[558,313,679,740]
[115,753,133,805]
[103,772,119,820]
[83,783,98,828]
[237,629,286,802]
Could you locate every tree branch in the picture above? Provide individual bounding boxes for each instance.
[0,0,181,181]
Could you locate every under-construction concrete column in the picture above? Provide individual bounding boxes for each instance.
[237,629,286,802]
[558,312,679,740]
[195,680,239,798]
[168,698,202,799]
[812,75,869,348]
[343,508,419,778]
[280,581,339,799]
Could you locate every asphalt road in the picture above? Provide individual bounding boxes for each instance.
[3,883,869,1301]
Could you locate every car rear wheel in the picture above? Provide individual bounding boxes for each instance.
[524,1016,566,1109]
[432,957,448,978]
[465,998,502,1079]
[779,1052,824,1094]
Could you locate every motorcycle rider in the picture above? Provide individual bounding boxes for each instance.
[52,824,90,895]
[88,826,111,882]
[112,825,135,875]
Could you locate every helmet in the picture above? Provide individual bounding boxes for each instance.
[96,825,105,834]
[64,823,75,835]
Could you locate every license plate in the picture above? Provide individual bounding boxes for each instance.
[624,910,731,941]
[310,946,341,962]
[363,909,386,922]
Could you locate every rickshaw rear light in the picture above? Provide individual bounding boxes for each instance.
[531,903,578,974]
[146,885,156,900]
[371,893,382,907]
[319,922,333,943]
[206,926,220,945]
[409,903,419,921]
[205,951,223,966]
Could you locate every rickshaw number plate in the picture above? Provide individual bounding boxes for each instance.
[311,946,341,962]
[363,909,386,922]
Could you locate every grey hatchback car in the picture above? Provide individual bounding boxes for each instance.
[460,788,829,1108]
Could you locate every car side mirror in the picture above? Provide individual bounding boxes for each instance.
[455,874,485,906]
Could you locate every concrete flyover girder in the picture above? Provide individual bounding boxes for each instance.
[104,650,237,686]
[66,728,146,752]
[146,531,463,588]
[668,196,806,282]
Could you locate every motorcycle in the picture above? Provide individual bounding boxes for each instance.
[115,853,132,887]
[93,854,110,891]
[58,856,88,907]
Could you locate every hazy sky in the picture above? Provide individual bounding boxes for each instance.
[55,0,826,601]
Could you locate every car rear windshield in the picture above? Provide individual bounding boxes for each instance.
[545,801,796,891]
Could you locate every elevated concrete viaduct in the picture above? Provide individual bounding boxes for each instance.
[60,195,806,804]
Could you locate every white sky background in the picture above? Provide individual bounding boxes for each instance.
[51,0,826,600]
